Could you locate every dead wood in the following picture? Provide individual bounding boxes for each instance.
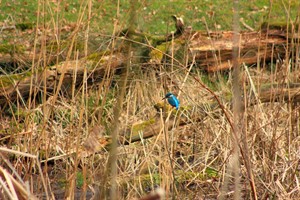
[254,83,300,104]
[188,30,287,72]
[0,53,125,105]
[1,21,300,106]
[79,81,300,153]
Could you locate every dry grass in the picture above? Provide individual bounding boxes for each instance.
[1,0,300,200]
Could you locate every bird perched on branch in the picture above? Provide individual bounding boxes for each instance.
[163,92,180,110]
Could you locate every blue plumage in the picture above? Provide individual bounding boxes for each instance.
[164,92,180,110]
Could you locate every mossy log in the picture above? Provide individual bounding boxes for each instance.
[0,21,296,71]
[1,21,300,105]
[78,82,300,157]
[122,82,300,145]
[0,39,87,67]
[0,53,125,105]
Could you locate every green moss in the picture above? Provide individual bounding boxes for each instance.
[0,71,32,87]
[149,37,189,63]
[138,173,161,188]
[205,167,219,178]
[76,171,84,188]
[53,169,92,190]
[124,168,218,191]
[0,43,25,54]
[57,177,67,189]
[200,73,224,91]
[16,22,34,31]
[149,42,169,62]
[154,101,184,113]
[86,50,112,62]
[131,118,156,134]
[46,40,84,54]
[261,21,299,32]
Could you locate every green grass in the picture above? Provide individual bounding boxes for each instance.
[1,0,299,34]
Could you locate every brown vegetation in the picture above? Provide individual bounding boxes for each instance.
[1,6,300,200]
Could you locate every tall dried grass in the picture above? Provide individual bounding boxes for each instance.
[0,0,300,200]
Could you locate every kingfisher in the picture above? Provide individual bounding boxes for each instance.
[163,92,180,110]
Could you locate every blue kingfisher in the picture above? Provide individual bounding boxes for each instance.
[163,92,180,110]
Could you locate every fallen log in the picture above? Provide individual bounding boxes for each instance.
[0,53,125,105]
[0,20,299,106]
[188,30,287,72]
[77,82,300,157]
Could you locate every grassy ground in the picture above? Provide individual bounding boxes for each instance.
[1,0,299,34]
[1,0,300,199]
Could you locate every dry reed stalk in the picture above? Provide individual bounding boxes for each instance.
[2,1,300,199]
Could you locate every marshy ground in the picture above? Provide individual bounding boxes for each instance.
[0,0,300,199]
